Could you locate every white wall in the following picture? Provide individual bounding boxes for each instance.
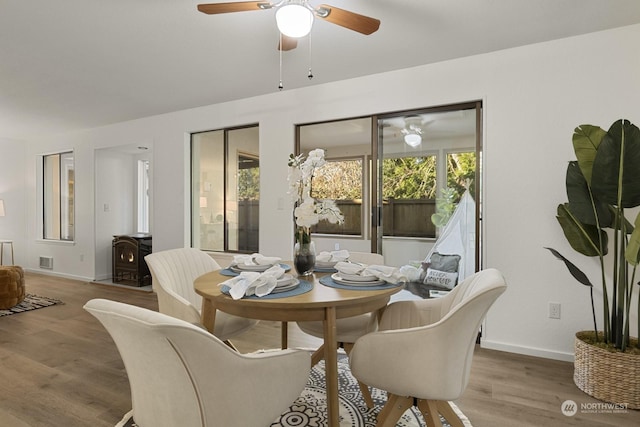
[18,23,640,360]
[94,149,135,280]
[0,138,27,266]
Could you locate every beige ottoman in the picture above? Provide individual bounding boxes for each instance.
[0,266,25,309]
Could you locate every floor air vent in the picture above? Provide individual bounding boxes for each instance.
[39,256,53,269]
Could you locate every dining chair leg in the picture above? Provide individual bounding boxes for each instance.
[376,394,412,427]
[416,399,443,427]
[311,343,325,366]
[343,342,375,408]
[281,321,288,349]
[435,400,465,427]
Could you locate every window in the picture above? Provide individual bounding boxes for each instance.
[191,125,259,253]
[295,102,481,269]
[381,154,437,238]
[311,157,364,236]
[298,117,370,238]
[43,151,75,241]
[137,159,150,233]
[446,151,476,201]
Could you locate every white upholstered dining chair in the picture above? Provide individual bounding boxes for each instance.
[84,298,310,427]
[145,248,258,342]
[296,251,384,407]
[349,268,507,427]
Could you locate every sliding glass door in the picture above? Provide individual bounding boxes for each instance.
[191,125,260,253]
[296,101,482,270]
[375,102,481,270]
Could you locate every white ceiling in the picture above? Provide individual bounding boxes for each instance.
[2,0,640,140]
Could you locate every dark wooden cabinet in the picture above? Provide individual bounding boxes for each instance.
[112,234,152,287]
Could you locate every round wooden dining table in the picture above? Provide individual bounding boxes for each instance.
[194,265,403,427]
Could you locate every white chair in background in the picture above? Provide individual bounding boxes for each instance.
[296,251,384,407]
[84,298,310,427]
[145,248,258,343]
[349,268,507,427]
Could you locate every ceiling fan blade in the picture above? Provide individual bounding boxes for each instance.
[197,2,271,15]
[317,4,380,35]
[278,34,298,51]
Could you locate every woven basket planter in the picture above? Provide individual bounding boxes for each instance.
[574,331,640,409]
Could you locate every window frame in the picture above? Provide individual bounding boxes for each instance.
[136,159,150,233]
[190,124,259,253]
[294,101,481,269]
[41,150,75,242]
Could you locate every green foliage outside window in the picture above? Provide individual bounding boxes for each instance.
[312,159,362,200]
[238,167,259,200]
[382,156,437,199]
[447,152,476,201]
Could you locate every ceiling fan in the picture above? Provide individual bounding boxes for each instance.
[197,1,381,51]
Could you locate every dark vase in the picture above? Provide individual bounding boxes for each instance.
[294,241,316,276]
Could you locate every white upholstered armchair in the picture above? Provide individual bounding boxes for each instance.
[145,248,258,342]
[349,268,507,427]
[84,298,310,427]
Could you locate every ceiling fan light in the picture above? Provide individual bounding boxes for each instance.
[404,133,422,147]
[276,4,314,38]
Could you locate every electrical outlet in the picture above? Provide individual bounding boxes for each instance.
[334,243,340,250]
[549,302,561,319]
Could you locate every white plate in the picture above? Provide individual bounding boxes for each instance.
[271,279,300,293]
[231,263,274,272]
[276,274,294,286]
[337,272,379,282]
[331,273,386,286]
[316,261,338,268]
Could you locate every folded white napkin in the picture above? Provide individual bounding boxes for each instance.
[362,265,408,284]
[398,265,421,282]
[220,265,285,299]
[233,253,282,266]
[316,250,350,263]
[335,261,365,275]
[335,261,407,284]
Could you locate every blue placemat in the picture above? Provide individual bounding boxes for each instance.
[220,263,291,277]
[220,279,313,299]
[319,275,402,291]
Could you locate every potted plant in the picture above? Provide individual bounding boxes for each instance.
[546,119,640,408]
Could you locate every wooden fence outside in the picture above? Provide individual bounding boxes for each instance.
[238,199,438,243]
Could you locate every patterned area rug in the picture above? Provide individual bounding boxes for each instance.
[0,294,64,317]
[119,354,472,427]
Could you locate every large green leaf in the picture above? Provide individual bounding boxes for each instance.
[573,124,606,185]
[607,205,634,233]
[545,247,594,287]
[556,203,607,257]
[565,161,612,227]
[591,120,640,208]
[625,212,640,265]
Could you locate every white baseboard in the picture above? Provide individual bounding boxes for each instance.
[481,339,574,362]
[93,272,111,281]
[23,267,94,283]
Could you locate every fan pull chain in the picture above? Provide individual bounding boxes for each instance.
[308,30,313,80]
[278,33,284,90]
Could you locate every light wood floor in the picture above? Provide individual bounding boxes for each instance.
[1,273,638,427]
